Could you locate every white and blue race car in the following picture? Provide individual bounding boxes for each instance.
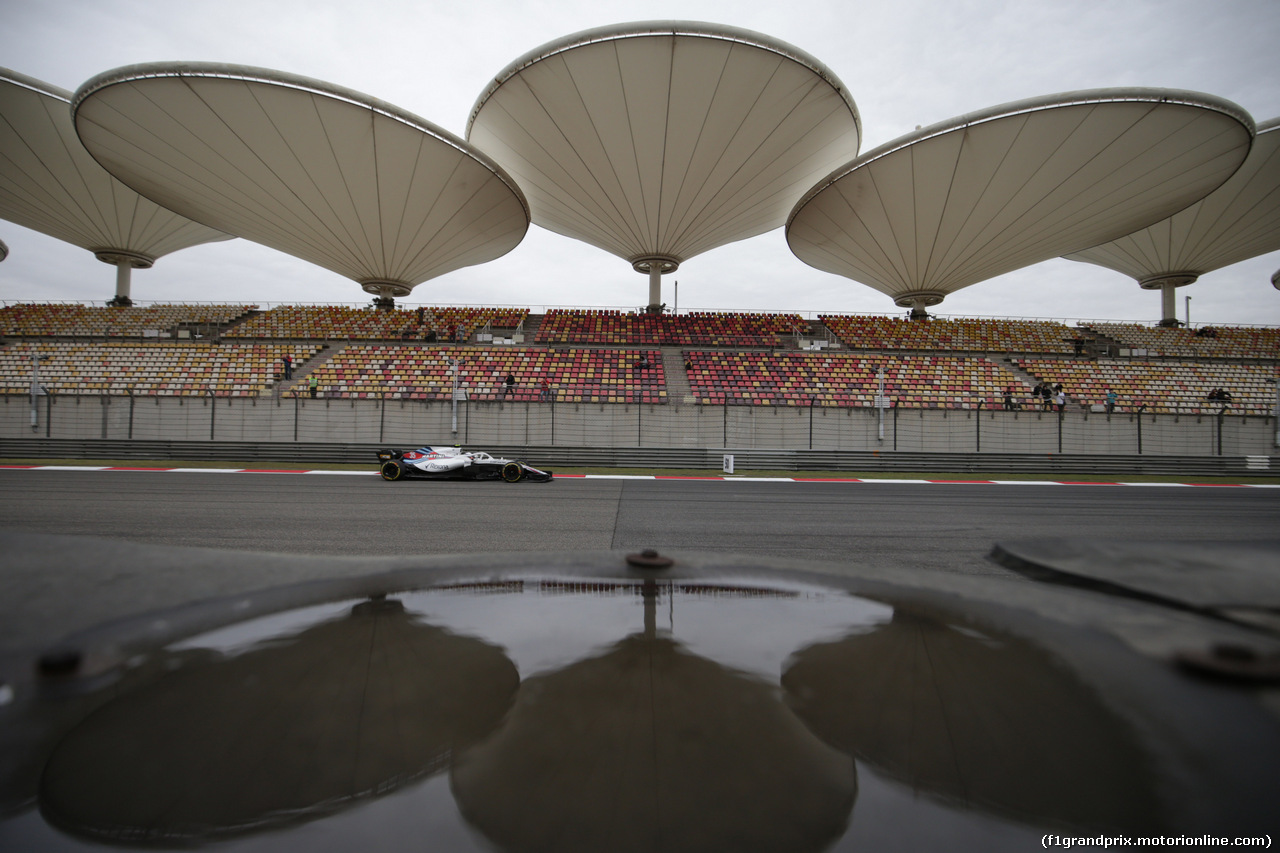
[376,446,553,482]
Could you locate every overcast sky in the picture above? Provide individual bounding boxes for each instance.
[2,0,1278,325]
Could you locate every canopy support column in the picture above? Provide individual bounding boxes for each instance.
[648,264,662,314]
[95,250,152,307]
[893,291,945,322]
[1139,273,1197,327]
[632,255,679,315]
[113,260,133,306]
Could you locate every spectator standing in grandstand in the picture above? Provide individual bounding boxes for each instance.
[539,378,550,401]
[282,355,292,380]
[308,375,317,398]
[1054,384,1066,412]
[1105,389,1117,413]
[1002,387,1015,410]
[503,373,515,398]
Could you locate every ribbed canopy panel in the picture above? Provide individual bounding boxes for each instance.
[1065,118,1280,287]
[467,22,862,271]
[0,68,230,266]
[72,64,529,295]
[786,89,1254,308]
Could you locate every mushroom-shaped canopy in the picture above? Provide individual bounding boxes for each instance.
[0,67,231,271]
[72,63,530,299]
[467,21,862,276]
[787,89,1254,312]
[0,238,7,262]
[1064,117,1280,291]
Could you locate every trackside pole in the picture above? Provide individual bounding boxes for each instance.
[450,358,460,435]
[877,366,885,442]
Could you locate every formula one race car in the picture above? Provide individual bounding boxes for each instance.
[376,446,553,482]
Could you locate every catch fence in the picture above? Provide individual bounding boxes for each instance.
[3,392,1276,458]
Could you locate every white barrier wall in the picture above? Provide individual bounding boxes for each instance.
[1,394,1275,456]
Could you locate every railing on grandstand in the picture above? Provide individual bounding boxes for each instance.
[5,298,1279,328]
[5,383,1275,417]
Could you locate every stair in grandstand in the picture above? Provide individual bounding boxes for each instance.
[798,318,839,351]
[997,357,1059,410]
[662,347,695,403]
[1077,326,1122,357]
[212,307,262,340]
[521,313,544,342]
[275,343,337,396]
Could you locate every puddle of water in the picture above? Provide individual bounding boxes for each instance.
[0,577,1204,851]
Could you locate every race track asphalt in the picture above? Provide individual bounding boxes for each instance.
[2,469,1278,657]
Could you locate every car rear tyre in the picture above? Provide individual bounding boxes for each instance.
[380,461,404,481]
[501,462,525,483]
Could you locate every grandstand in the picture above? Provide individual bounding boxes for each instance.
[0,304,255,338]
[1,302,1276,457]
[536,310,803,347]
[290,345,665,404]
[684,351,1023,409]
[0,340,322,397]
[225,305,529,342]
[820,315,1080,354]
[1014,358,1277,415]
[1079,323,1280,360]
[2,304,1275,415]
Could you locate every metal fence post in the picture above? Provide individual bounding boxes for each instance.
[809,395,815,450]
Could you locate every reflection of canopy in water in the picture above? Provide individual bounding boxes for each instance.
[787,89,1253,316]
[452,584,854,853]
[39,598,519,844]
[1065,118,1280,325]
[781,610,1166,833]
[71,62,530,302]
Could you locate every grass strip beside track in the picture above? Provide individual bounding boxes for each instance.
[1,458,1277,485]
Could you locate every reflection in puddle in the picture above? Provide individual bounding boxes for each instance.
[782,611,1164,833]
[38,597,519,843]
[451,584,855,853]
[5,577,1178,851]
